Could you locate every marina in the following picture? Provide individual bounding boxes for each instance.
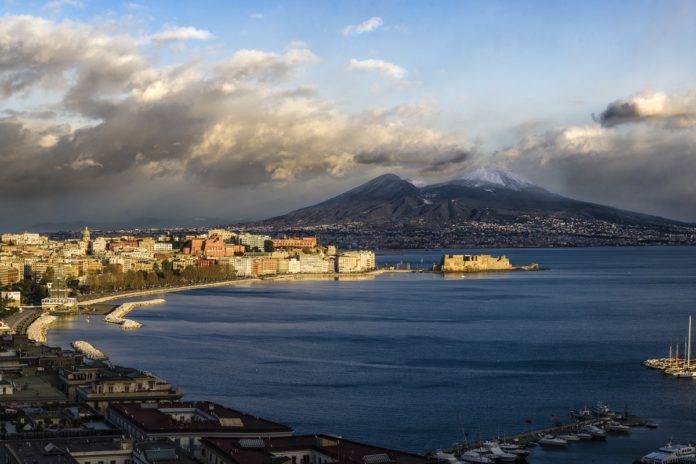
[434,403,650,463]
[643,316,696,378]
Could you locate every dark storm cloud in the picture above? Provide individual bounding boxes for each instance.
[596,91,696,128]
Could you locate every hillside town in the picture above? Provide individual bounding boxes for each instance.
[0,228,376,311]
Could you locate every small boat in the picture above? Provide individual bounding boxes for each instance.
[483,442,517,462]
[460,451,491,464]
[576,432,593,440]
[558,433,580,441]
[606,422,631,434]
[581,425,607,439]
[538,435,567,447]
[433,451,458,463]
[640,442,696,464]
[499,443,531,458]
[646,422,659,429]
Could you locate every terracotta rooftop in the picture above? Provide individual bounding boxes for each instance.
[109,401,293,435]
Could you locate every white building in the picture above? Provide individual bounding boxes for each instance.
[231,257,255,277]
[153,242,173,252]
[238,233,271,251]
[41,297,78,310]
[0,291,21,308]
[298,255,334,274]
[337,251,376,273]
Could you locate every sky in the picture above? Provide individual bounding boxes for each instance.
[1,0,696,229]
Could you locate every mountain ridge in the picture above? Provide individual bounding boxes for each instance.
[260,169,690,228]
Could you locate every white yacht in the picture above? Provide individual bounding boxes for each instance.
[433,451,458,464]
[460,451,492,464]
[482,442,517,462]
[640,443,696,464]
[499,443,531,458]
[606,422,631,434]
[538,435,567,447]
[558,433,580,441]
[581,424,607,439]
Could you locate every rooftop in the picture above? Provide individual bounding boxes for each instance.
[109,401,293,435]
[202,435,432,464]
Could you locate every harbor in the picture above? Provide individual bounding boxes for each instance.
[643,315,696,378]
[432,403,652,463]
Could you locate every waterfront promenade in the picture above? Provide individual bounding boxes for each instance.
[77,269,404,306]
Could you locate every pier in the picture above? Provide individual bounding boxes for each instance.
[71,340,108,360]
[434,409,648,461]
[25,314,57,343]
[104,299,165,330]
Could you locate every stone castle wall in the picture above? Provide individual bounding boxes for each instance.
[441,254,513,272]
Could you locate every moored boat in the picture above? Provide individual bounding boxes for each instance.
[640,442,696,464]
[460,451,491,463]
[581,425,607,439]
[538,435,567,447]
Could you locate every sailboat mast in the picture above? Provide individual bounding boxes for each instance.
[688,316,692,368]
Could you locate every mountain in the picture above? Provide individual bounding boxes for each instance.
[261,168,687,228]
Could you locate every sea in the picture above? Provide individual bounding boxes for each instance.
[48,247,696,463]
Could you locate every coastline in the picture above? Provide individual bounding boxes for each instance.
[77,268,408,306]
[32,269,410,345]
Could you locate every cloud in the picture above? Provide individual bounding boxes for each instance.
[250,12,264,20]
[217,47,318,82]
[498,99,696,221]
[43,0,82,11]
[342,17,383,36]
[348,58,406,79]
[0,15,470,227]
[596,90,696,128]
[150,25,213,42]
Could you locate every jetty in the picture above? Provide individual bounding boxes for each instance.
[25,314,57,343]
[105,299,165,330]
[434,405,648,462]
[71,340,108,360]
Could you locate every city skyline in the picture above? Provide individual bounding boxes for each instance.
[1,1,696,228]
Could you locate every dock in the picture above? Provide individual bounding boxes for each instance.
[434,409,648,460]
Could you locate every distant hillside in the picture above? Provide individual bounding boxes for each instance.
[261,168,687,229]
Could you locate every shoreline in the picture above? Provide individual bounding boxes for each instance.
[77,269,407,306]
[35,269,408,345]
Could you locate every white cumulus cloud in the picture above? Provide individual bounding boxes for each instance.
[348,58,406,79]
[150,25,213,43]
[342,17,383,36]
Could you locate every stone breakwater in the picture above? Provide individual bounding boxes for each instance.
[71,340,107,360]
[105,299,166,330]
[26,314,58,343]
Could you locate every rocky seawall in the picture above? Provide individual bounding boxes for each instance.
[105,299,166,330]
